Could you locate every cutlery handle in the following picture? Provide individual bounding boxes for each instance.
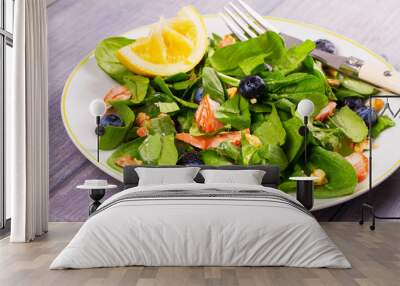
[358,63,400,94]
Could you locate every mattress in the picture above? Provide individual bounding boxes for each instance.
[50,183,350,269]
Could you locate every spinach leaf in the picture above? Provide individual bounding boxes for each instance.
[330,106,368,143]
[307,146,357,198]
[334,87,364,101]
[268,73,328,115]
[158,134,178,165]
[275,98,296,115]
[99,101,135,150]
[371,115,395,138]
[138,134,162,164]
[274,40,315,75]
[311,127,340,150]
[250,104,272,113]
[164,72,189,83]
[254,104,286,146]
[210,33,222,49]
[209,31,285,76]
[156,102,180,113]
[171,79,195,91]
[106,137,145,172]
[153,76,198,109]
[143,89,173,104]
[249,152,265,165]
[124,125,139,143]
[202,67,225,103]
[138,132,178,165]
[260,70,285,81]
[250,113,266,133]
[341,77,379,96]
[311,126,353,156]
[123,74,149,104]
[241,133,260,165]
[215,95,251,130]
[265,73,310,91]
[135,92,173,118]
[176,110,195,132]
[302,54,314,72]
[279,164,304,192]
[95,37,134,83]
[146,115,176,135]
[282,117,304,163]
[200,150,233,165]
[216,141,241,164]
[311,59,336,100]
[217,72,240,87]
[182,77,201,100]
[239,54,267,76]
[258,144,288,171]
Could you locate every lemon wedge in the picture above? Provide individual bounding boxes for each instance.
[117,6,208,77]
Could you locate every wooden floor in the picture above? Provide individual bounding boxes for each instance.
[47,0,400,222]
[0,222,399,286]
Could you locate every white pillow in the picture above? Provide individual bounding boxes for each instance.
[135,167,201,186]
[200,169,266,185]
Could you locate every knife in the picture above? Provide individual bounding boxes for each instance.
[282,32,400,94]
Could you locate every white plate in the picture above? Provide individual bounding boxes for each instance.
[61,15,400,210]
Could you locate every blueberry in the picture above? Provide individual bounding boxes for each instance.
[194,87,204,104]
[100,114,124,128]
[343,97,364,110]
[178,151,203,166]
[315,39,336,54]
[239,75,266,100]
[356,107,377,126]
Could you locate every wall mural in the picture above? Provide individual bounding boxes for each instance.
[60,6,400,212]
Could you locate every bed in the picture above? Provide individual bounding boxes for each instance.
[50,165,350,269]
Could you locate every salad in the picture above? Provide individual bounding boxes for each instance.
[92,6,394,198]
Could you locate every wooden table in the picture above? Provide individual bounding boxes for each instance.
[47,0,400,221]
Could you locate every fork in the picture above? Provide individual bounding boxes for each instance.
[219,0,400,94]
[219,0,300,47]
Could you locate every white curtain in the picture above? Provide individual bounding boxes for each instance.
[8,0,49,242]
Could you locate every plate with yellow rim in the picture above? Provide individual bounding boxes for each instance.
[61,15,400,211]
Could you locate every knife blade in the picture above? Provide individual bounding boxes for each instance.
[282,33,348,70]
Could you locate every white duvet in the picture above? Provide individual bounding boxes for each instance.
[50,183,350,269]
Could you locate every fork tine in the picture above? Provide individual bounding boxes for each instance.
[237,0,280,34]
[228,2,264,36]
[219,13,249,41]
[224,5,257,38]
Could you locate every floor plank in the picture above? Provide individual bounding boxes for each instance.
[1,222,399,286]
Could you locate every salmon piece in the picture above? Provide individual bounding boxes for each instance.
[315,101,337,122]
[104,86,131,104]
[115,155,143,168]
[176,133,208,150]
[136,127,148,137]
[219,34,236,48]
[195,95,225,133]
[207,130,247,149]
[345,152,369,182]
[176,129,250,150]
